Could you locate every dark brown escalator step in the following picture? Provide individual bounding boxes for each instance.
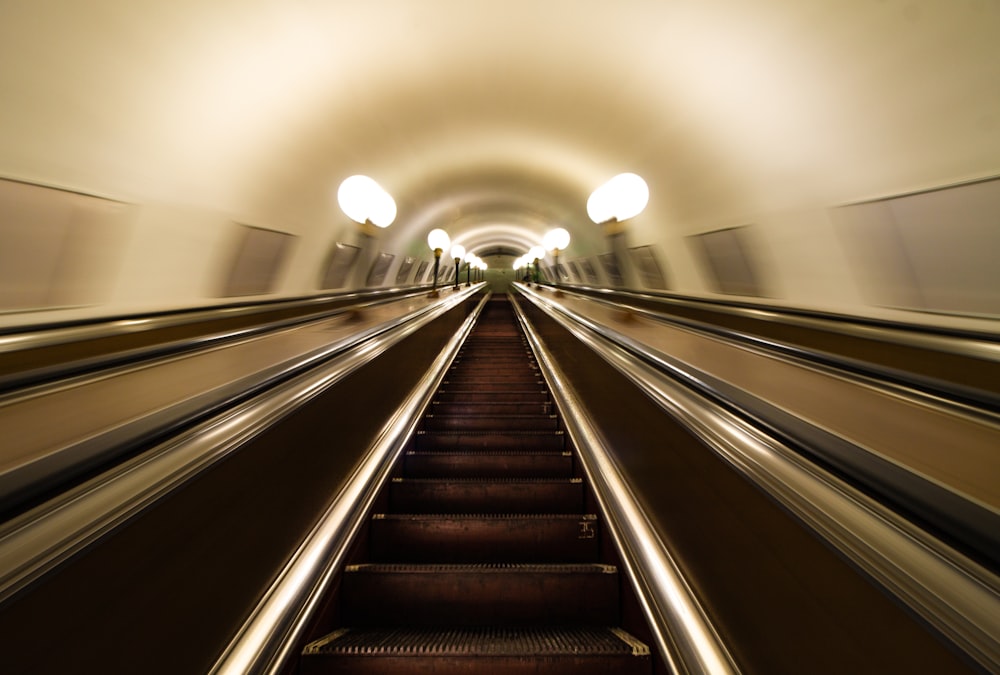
[300,626,651,675]
[446,370,539,382]
[450,359,536,368]
[422,414,559,432]
[414,430,564,451]
[404,450,574,478]
[443,379,545,390]
[369,513,600,563]
[389,477,584,513]
[443,375,543,387]
[454,355,532,363]
[453,358,533,367]
[448,361,537,370]
[431,400,554,416]
[340,563,619,626]
[434,389,550,404]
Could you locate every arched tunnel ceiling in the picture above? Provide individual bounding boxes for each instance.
[1,1,998,262]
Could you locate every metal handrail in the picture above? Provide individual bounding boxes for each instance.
[0,286,482,609]
[513,293,740,674]
[209,292,489,674]
[515,286,1000,673]
[0,287,434,392]
[556,284,1000,357]
[542,286,1000,411]
[0,286,484,512]
[512,294,740,675]
[517,284,1000,563]
[0,286,424,346]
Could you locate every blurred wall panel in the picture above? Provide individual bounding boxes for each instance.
[690,226,767,297]
[628,245,669,290]
[394,256,416,285]
[320,242,361,290]
[218,224,294,297]
[0,179,129,313]
[414,260,430,283]
[834,177,1000,317]
[365,252,395,287]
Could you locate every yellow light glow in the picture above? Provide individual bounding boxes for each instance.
[338,175,396,227]
[587,173,649,224]
[450,244,466,261]
[544,227,570,252]
[426,228,450,252]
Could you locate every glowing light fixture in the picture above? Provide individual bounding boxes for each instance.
[426,229,450,296]
[338,175,397,228]
[427,228,450,253]
[450,244,466,290]
[464,251,477,286]
[544,227,571,289]
[587,173,649,224]
[543,227,570,253]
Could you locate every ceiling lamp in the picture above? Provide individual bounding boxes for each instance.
[426,229,450,296]
[338,175,397,228]
[587,173,648,224]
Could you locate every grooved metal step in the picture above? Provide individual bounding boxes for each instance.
[433,389,550,404]
[431,401,555,416]
[340,563,619,626]
[301,626,651,675]
[423,413,560,432]
[369,513,600,563]
[414,430,565,451]
[403,450,574,478]
[442,380,546,391]
[389,477,584,513]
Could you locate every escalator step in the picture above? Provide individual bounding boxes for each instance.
[404,450,573,478]
[369,513,599,563]
[430,400,554,416]
[389,477,584,513]
[442,379,545,390]
[414,430,564,451]
[433,389,550,404]
[301,626,651,675]
[422,414,559,431]
[340,563,619,626]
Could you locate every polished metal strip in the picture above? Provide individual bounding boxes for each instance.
[516,286,1000,672]
[512,295,740,675]
[0,287,482,609]
[0,286,425,353]
[0,286,483,512]
[209,292,488,675]
[0,287,437,392]
[517,284,1000,560]
[559,284,1000,362]
[547,285,1000,412]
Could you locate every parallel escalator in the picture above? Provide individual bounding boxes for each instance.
[300,295,653,674]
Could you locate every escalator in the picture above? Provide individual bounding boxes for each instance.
[300,295,653,674]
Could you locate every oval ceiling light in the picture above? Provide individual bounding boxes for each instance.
[338,175,397,228]
[427,228,450,253]
[587,172,649,224]
[543,227,570,253]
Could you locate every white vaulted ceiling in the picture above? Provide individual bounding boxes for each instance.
[1,1,998,318]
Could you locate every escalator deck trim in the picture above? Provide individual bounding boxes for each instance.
[303,626,650,657]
